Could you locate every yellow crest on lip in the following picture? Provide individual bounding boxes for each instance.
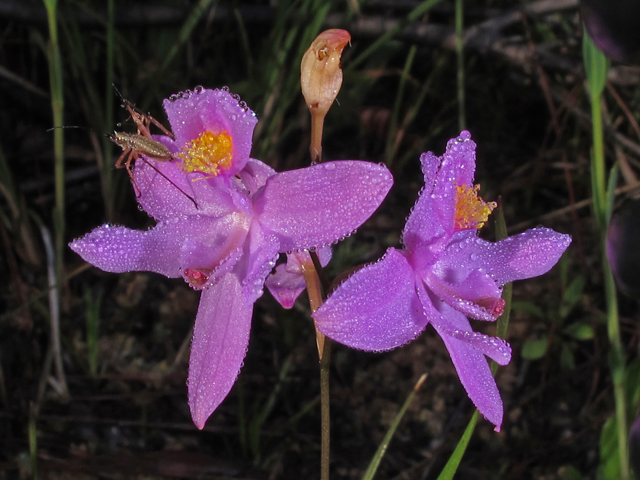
[178,131,233,177]
[454,184,496,231]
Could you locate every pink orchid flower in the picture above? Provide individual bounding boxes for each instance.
[313,131,571,430]
[70,87,393,429]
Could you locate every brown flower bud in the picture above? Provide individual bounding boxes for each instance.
[300,29,351,116]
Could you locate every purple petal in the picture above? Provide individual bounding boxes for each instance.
[178,214,250,272]
[420,288,511,365]
[402,158,447,258]
[255,161,393,252]
[313,248,428,351]
[237,158,277,196]
[134,148,241,221]
[402,132,478,254]
[163,88,258,176]
[188,273,253,429]
[473,228,571,286]
[423,294,506,430]
[69,223,183,277]
[264,248,333,308]
[234,222,280,303]
[264,263,307,309]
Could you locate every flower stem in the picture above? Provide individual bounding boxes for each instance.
[310,111,326,164]
[300,257,331,480]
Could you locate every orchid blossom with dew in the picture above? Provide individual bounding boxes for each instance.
[70,87,393,429]
[313,131,571,430]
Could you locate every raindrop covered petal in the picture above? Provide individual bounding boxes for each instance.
[254,161,392,252]
[188,273,253,430]
[314,248,429,351]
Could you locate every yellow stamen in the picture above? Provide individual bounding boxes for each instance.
[454,184,496,231]
[177,131,233,177]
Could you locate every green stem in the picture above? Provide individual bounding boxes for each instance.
[300,257,331,480]
[604,244,629,480]
[103,0,115,220]
[583,29,627,479]
[319,336,332,480]
[455,0,465,131]
[590,97,606,227]
[44,0,64,287]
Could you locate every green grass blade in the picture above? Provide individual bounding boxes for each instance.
[160,0,218,72]
[362,374,427,480]
[385,44,416,167]
[348,0,445,70]
[436,411,479,480]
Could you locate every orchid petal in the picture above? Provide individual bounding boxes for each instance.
[314,248,428,351]
[134,148,239,220]
[265,248,333,308]
[178,213,250,272]
[425,263,504,322]
[419,287,511,365]
[475,228,572,286]
[234,222,280,303]
[188,273,253,430]
[424,296,505,430]
[163,89,257,176]
[69,223,184,277]
[255,161,393,252]
[264,263,307,309]
[238,158,277,196]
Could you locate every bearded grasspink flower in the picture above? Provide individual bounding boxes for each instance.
[313,131,571,430]
[70,87,393,429]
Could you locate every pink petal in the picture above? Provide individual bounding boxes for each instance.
[254,161,393,252]
[178,214,250,273]
[69,223,183,277]
[423,294,506,430]
[402,132,478,256]
[237,158,276,196]
[163,88,258,176]
[313,248,428,351]
[234,222,280,303]
[134,150,239,221]
[188,273,253,429]
[264,263,307,309]
[475,228,572,286]
[264,248,333,308]
[424,265,504,322]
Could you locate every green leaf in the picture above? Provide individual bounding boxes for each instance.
[558,464,583,480]
[599,415,621,480]
[562,322,594,341]
[582,27,610,99]
[560,276,585,319]
[521,337,549,360]
[511,300,544,319]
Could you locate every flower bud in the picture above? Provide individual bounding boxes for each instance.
[300,29,351,116]
[630,415,640,477]
[606,198,640,298]
[581,0,640,61]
